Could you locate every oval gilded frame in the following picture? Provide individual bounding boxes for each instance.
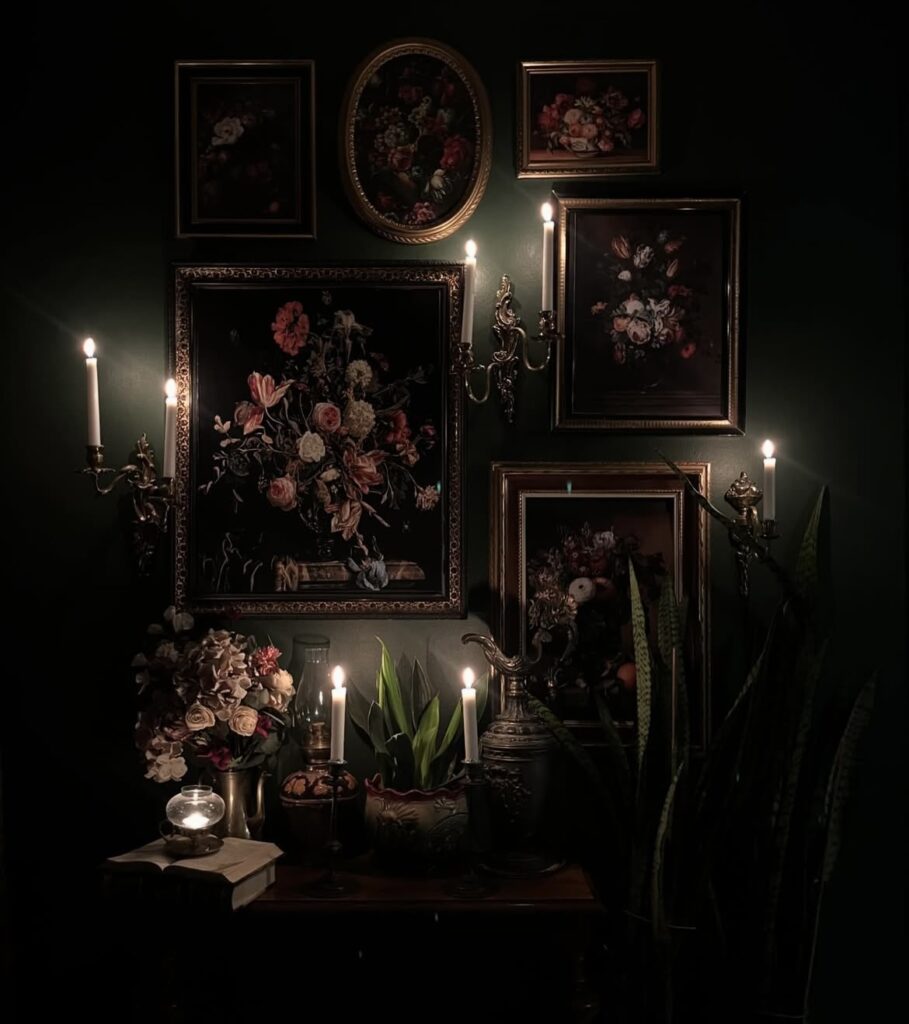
[340,38,492,244]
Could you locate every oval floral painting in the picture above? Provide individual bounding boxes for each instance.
[342,39,492,243]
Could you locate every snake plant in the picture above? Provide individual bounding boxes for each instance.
[347,638,488,791]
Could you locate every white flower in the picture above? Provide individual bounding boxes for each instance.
[568,577,595,606]
[618,269,632,281]
[430,168,446,190]
[320,468,340,482]
[633,245,654,268]
[263,669,295,711]
[345,359,373,389]
[211,116,244,147]
[163,606,195,634]
[343,400,376,440]
[145,753,188,783]
[297,431,326,463]
[214,415,231,434]
[593,530,616,552]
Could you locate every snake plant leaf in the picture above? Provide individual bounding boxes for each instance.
[412,695,440,789]
[794,486,827,606]
[347,679,372,735]
[651,763,686,942]
[410,657,434,733]
[386,731,416,792]
[657,576,690,773]
[367,701,389,755]
[376,637,412,738]
[822,674,876,882]
[629,560,653,775]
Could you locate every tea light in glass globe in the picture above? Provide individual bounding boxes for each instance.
[166,785,225,834]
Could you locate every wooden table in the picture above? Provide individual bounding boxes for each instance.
[249,860,605,1021]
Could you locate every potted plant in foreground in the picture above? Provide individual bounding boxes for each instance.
[348,638,487,873]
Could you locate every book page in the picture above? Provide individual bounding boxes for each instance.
[165,838,282,885]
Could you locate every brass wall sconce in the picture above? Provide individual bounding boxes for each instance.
[79,338,176,573]
[455,206,562,422]
[723,440,779,597]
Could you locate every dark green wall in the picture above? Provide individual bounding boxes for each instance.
[3,4,905,1018]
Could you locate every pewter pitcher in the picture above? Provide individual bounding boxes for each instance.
[209,768,266,840]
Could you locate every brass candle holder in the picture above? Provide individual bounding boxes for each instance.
[81,435,174,573]
[456,275,560,423]
[724,471,779,598]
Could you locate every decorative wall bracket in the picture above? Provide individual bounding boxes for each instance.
[82,435,173,573]
[457,275,559,423]
[724,471,779,598]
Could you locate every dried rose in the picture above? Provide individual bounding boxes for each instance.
[185,703,216,732]
[229,706,259,737]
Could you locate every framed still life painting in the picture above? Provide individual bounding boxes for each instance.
[172,264,464,616]
[175,60,316,238]
[490,462,709,750]
[340,39,492,243]
[518,60,658,178]
[555,197,742,433]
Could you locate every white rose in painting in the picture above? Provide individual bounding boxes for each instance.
[211,116,244,147]
[297,431,326,464]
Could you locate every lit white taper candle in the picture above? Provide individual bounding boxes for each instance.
[461,239,477,354]
[83,338,101,447]
[163,378,177,479]
[541,202,555,311]
[762,439,777,522]
[330,665,347,762]
[461,667,479,762]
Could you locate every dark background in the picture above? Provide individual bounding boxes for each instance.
[1,3,905,1020]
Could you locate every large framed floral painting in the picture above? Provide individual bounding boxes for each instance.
[173,265,464,616]
[518,60,658,178]
[340,39,492,243]
[175,60,316,238]
[555,197,742,432]
[491,462,709,750]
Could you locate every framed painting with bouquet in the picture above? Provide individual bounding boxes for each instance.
[555,196,742,433]
[518,60,658,178]
[173,264,464,616]
[490,462,709,751]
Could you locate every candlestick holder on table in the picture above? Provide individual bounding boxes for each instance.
[456,275,559,422]
[82,435,174,574]
[447,760,496,899]
[304,759,356,898]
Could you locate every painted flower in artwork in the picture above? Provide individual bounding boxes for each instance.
[590,227,705,369]
[526,523,666,724]
[201,296,441,590]
[535,79,647,158]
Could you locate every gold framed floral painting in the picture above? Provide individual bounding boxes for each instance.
[490,461,710,750]
[340,39,492,243]
[555,196,742,433]
[172,264,465,616]
[518,59,658,178]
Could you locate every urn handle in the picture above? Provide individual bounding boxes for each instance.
[461,631,549,678]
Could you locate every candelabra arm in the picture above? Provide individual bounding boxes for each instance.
[463,361,495,405]
[523,310,558,373]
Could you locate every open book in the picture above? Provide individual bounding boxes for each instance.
[105,837,282,910]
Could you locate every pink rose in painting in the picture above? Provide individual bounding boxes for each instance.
[613,315,630,333]
[627,108,645,129]
[668,284,692,299]
[664,239,685,254]
[580,123,599,140]
[563,108,583,126]
[312,402,342,433]
[441,135,472,169]
[680,342,697,359]
[234,401,264,435]
[267,475,297,511]
[537,105,561,133]
[248,372,291,409]
[271,301,310,356]
[384,410,411,445]
[409,202,435,224]
[597,137,615,153]
[626,318,652,346]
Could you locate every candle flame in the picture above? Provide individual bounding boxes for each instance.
[761,439,775,459]
[83,338,96,358]
[541,202,554,223]
[462,668,475,690]
[331,665,345,690]
[465,239,477,258]
[165,378,177,399]
[181,811,210,831]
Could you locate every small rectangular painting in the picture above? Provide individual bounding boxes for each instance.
[491,462,709,750]
[518,60,658,178]
[555,197,742,432]
[173,265,464,616]
[175,61,315,238]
